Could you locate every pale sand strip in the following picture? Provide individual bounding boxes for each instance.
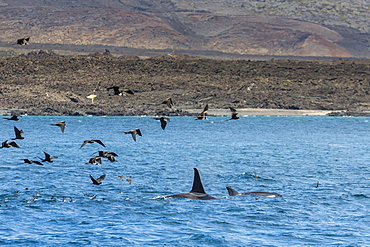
[186,108,337,117]
[0,107,338,117]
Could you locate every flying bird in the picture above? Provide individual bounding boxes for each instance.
[123,128,142,141]
[80,140,106,148]
[39,152,58,163]
[126,176,132,185]
[0,140,20,148]
[154,116,170,130]
[90,174,106,185]
[228,107,240,120]
[85,156,102,165]
[195,104,208,120]
[17,37,30,45]
[162,97,173,108]
[23,159,43,166]
[4,115,20,121]
[12,126,24,140]
[51,121,66,133]
[98,151,118,162]
[107,86,135,96]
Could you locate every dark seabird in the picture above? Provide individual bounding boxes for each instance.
[162,97,173,108]
[51,121,66,133]
[154,116,170,130]
[17,37,30,45]
[85,156,102,165]
[40,152,58,163]
[226,187,282,197]
[123,128,142,142]
[195,104,208,120]
[107,86,135,96]
[12,126,24,140]
[90,174,106,185]
[98,151,117,162]
[166,168,216,200]
[228,107,240,120]
[118,175,124,181]
[4,115,20,121]
[80,140,106,148]
[98,151,118,157]
[126,176,132,185]
[23,159,43,166]
[0,140,20,148]
[253,173,259,181]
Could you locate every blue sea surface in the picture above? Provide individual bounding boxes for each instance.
[0,116,369,246]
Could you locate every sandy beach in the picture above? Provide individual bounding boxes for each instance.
[186,108,338,117]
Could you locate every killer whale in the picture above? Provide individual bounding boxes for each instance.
[226,187,282,197]
[166,168,216,200]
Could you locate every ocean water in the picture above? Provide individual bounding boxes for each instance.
[0,116,369,246]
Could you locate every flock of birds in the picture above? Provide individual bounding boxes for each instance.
[1,99,286,203]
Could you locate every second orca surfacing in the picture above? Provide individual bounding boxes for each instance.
[166,168,216,200]
[226,187,282,197]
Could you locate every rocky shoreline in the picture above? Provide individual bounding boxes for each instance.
[1,51,370,117]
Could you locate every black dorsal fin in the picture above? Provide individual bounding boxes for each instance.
[226,187,239,196]
[190,168,206,194]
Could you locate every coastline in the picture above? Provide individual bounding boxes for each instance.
[1,107,342,117]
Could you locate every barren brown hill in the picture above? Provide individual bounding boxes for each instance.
[0,0,368,58]
[1,51,369,116]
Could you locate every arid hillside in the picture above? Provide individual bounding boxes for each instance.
[0,0,369,58]
[1,51,369,116]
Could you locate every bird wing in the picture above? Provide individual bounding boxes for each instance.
[131,132,137,141]
[199,104,209,118]
[14,126,23,138]
[93,140,106,147]
[57,121,66,133]
[160,118,167,130]
[107,152,118,156]
[80,141,88,148]
[9,141,20,148]
[124,89,135,95]
[203,104,209,113]
[162,98,173,108]
[33,160,44,166]
[135,129,142,136]
[90,175,99,184]
[229,107,237,113]
[52,121,65,133]
[96,174,106,182]
[43,152,51,160]
[107,86,120,95]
